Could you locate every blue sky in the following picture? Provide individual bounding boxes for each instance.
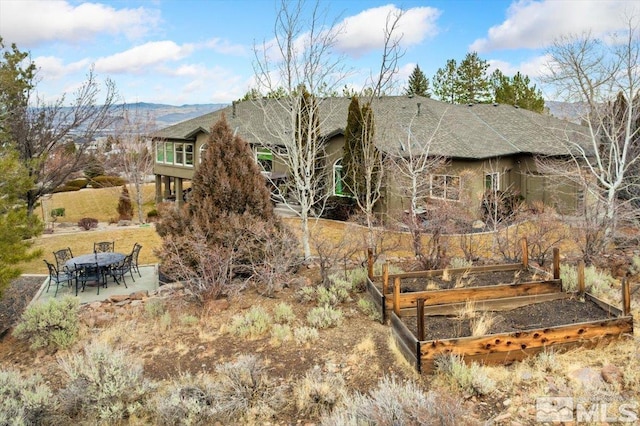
[1,0,637,105]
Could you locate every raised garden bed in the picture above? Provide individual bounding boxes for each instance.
[364,247,634,373]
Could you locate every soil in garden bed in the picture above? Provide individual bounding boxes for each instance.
[404,297,616,341]
[387,268,551,293]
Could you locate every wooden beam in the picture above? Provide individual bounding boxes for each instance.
[623,278,631,316]
[393,277,401,317]
[417,298,425,341]
[521,239,528,269]
[384,280,563,310]
[382,262,389,297]
[367,248,374,280]
[387,263,523,280]
[553,248,560,280]
[578,261,585,295]
[391,312,419,370]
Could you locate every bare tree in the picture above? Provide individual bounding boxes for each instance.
[3,55,120,215]
[344,8,405,251]
[250,0,349,259]
[112,106,156,223]
[540,16,640,245]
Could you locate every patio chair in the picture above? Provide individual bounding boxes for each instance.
[75,262,105,295]
[94,241,115,253]
[53,247,74,272]
[43,259,74,297]
[131,243,142,277]
[108,254,133,287]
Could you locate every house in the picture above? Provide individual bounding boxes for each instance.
[152,95,590,218]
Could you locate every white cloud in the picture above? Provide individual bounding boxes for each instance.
[0,0,161,47]
[470,0,640,52]
[202,38,248,56]
[33,56,90,80]
[336,5,441,57]
[94,41,194,74]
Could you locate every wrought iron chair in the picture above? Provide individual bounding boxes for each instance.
[130,243,142,277]
[43,259,74,297]
[108,254,133,287]
[94,241,115,253]
[75,262,105,295]
[53,247,74,272]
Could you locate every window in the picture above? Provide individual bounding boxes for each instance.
[256,148,273,172]
[165,142,174,163]
[199,144,208,164]
[175,143,184,165]
[154,141,193,166]
[333,158,345,196]
[485,172,500,192]
[429,174,460,201]
[156,143,164,162]
[185,144,194,166]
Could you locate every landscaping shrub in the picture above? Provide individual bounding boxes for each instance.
[90,175,126,188]
[0,369,57,425]
[307,306,343,329]
[58,342,152,422]
[229,306,272,339]
[293,368,347,417]
[357,297,382,322]
[77,217,98,230]
[153,373,218,425]
[53,184,83,193]
[146,209,159,222]
[316,279,351,307]
[211,355,286,423]
[51,207,66,218]
[434,354,496,396]
[320,375,472,426]
[117,185,134,221]
[269,324,292,347]
[66,178,89,189]
[273,302,296,324]
[13,296,80,350]
[561,264,615,296]
[293,326,320,345]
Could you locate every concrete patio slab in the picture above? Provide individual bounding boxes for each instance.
[34,264,159,305]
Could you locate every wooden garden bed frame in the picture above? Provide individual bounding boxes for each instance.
[364,246,634,373]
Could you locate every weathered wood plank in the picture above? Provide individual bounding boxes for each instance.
[391,313,419,370]
[585,293,623,316]
[387,263,524,280]
[366,278,385,323]
[419,317,633,359]
[400,292,570,317]
[384,280,563,310]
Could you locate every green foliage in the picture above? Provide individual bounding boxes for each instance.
[0,148,43,296]
[560,264,615,296]
[405,64,430,97]
[432,59,459,103]
[273,302,296,324]
[65,178,89,189]
[229,306,272,339]
[317,278,352,307]
[58,342,152,422]
[13,296,80,350]
[342,267,369,292]
[357,297,382,322]
[179,314,199,326]
[269,323,292,347]
[83,154,105,179]
[144,298,166,318]
[456,52,492,104]
[307,306,343,329]
[449,257,474,269]
[293,326,320,344]
[77,217,98,230]
[320,375,471,425]
[434,353,496,396]
[0,369,57,425]
[491,69,545,112]
[117,185,134,220]
[51,207,66,217]
[212,355,286,423]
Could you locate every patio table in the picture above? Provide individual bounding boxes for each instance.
[66,252,126,270]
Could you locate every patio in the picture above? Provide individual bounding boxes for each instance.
[34,264,159,305]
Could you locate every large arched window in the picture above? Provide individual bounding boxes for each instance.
[333,158,345,196]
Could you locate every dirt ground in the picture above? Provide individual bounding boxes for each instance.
[404,297,615,340]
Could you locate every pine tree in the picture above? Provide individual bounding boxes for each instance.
[432,59,458,103]
[456,52,491,104]
[491,70,545,113]
[405,65,430,97]
[117,185,133,221]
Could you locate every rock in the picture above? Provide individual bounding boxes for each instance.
[472,220,486,229]
[114,300,131,307]
[109,294,130,303]
[571,367,603,387]
[130,300,143,307]
[129,291,148,300]
[89,301,103,309]
[493,412,511,422]
[503,398,512,407]
[93,313,115,327]
[601,364,623,384]
[520,371,533,381]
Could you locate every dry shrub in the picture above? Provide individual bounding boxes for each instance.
[211,355,286,423]
[434,354,496,396]
[320,375,475,425]
[0,369,58,425]
[293,368,347,417]
[153,373,218,425]
[524,209,567,266]
[13,296,80,350]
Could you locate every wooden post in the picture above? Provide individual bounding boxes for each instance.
[578,261,585,295]
[367,248,374,280]
[521,238,529,269]
[417,298,425,341]
[623,278,631,316]
[393,277,401,316]
[382,262,389,295]
[553,248,560,280]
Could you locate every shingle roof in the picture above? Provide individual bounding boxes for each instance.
[153,96,591,160]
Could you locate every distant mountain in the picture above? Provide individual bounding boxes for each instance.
[545,101,587,124]
[121,102,228,129]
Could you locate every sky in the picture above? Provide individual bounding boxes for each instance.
[0,0,638,106]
